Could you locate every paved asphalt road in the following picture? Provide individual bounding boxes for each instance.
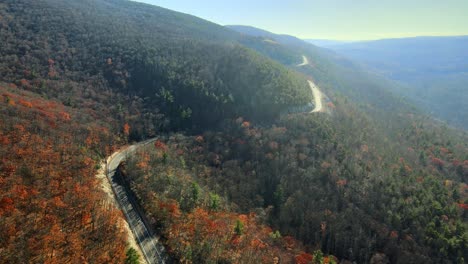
[106,139,168,264]
[104,67,325,264]
[308,80,324,113]
[297,55,309,66]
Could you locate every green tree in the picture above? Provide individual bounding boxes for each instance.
[191,182,201,206]
[234,219,244,236]
[209,192,220,211]
[162,152,168,164]
[313,250,324,264]
[452,188,460,202]
[125,247,140,264]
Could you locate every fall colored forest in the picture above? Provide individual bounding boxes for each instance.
[0,83,128,262]
[0,0,467,263]
[125,109,467,263]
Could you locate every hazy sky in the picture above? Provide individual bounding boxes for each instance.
[133,0,468,40]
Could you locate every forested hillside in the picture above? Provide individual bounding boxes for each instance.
[0,0,467,264]
[127,105,467,263]
[0,0,310,133]
[225,25,468,263]
[228,25,414,115]
[0,0,312,262]
[0,82,129,262]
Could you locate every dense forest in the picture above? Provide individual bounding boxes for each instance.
[0,0,466,263]
[122,140,338,263]
[0,82,128,262]
[0,0,310,133]
[126,105,467,263]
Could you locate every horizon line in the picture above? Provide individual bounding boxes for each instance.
[226,25,468,42]
[303,34,468,42]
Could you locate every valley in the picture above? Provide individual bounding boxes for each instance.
[314,36,468,129]
[0,0,466,263]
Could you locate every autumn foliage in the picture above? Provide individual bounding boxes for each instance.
[125,139,336,264]
[123,122,130,136]
[154,139,168,150]
[295,252,313,264]
[0,85,127,263]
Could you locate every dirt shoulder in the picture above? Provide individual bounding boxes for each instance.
[96,158,147,264]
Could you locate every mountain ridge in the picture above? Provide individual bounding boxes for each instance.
[0,1,466,263]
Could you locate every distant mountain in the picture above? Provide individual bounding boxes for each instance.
[227,25,309,47]
[304,39,352,47]
[330,36,468,77]
[321,36,468,129]
[1,3,466,264]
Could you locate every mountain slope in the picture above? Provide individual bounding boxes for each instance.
[225,25,468,263]
[0,1,466,264]
[0,0,314,262]
[0,82,129,262]
[0,0,311,133]
[227,25,416,116]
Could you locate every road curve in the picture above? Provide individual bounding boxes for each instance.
[308,80,324,113]
[106,138,168,264]
[297,55,309,67]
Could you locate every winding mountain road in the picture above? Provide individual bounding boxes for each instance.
[297,55,309,66]
[106,139,168,264]
[308,80,324,113]
[103,53,327,263]
[296,54,327,113]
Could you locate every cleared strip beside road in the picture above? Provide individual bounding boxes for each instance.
[106,139,168,264]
